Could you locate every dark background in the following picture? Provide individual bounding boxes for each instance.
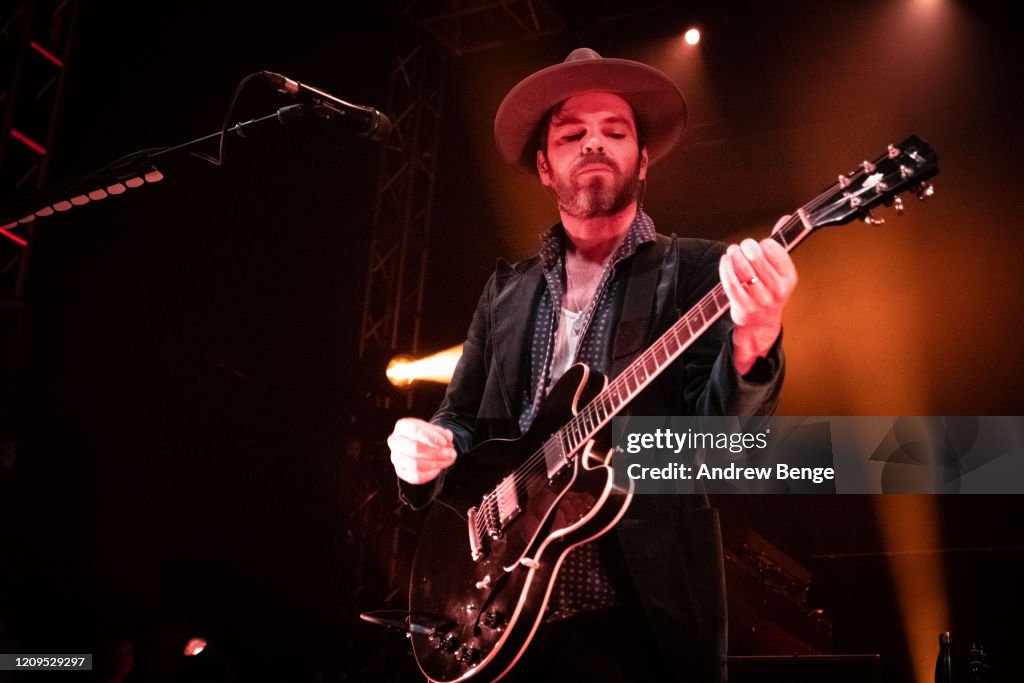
[2,1,1022,681]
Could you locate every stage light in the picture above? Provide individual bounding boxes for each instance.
[386,354,415,388]
[684,28,701,46]
[386,345,464,388]
[183,637,207,656]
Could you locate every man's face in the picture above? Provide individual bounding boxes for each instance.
[537,92,648,219]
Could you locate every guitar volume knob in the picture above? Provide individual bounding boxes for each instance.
[456,646,480,664]
[441,634,460,653]
[482,610,507,630]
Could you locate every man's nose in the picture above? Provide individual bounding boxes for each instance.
[582,136,604,154]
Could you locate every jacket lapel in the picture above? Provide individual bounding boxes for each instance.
[612,235,675,376]
[490,257,545,424]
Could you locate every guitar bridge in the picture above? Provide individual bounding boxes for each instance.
[466,506,484,561]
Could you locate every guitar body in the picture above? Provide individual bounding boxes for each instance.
[409,364,634,682]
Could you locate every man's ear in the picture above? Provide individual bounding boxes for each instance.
[639,147,649,181]
[537,150,552,186]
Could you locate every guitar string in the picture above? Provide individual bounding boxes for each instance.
[472,184,854,536]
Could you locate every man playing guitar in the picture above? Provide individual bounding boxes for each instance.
[388,48,796,681]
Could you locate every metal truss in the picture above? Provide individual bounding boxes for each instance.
[413,0,563,56]
[1,0,79,446]
[358,16,445,370]
[357,1,562,410]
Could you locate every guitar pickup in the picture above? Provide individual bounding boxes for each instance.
[542,433,568,480]
[495,474,521,527]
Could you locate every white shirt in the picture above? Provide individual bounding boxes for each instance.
[549,307,583,387]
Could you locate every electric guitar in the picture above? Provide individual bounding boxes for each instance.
[408,136,939,682]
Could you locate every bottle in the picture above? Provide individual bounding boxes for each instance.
[935,631,955,683]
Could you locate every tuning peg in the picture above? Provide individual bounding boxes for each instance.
[887,144,901,159]
[861,160,876,173]
[915,182,935,200]
[837,174,852,188]
[862,211,885,225]
[882,195,905,215]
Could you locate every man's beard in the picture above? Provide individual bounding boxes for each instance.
[549,154,642,219]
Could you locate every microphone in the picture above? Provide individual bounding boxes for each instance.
[260,71,392,142]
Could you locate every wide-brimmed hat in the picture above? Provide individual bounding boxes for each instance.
[494,47,687,176]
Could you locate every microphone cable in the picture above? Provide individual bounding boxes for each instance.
[189,71,267,168]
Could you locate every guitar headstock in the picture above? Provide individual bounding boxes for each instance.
[808,135,939,229]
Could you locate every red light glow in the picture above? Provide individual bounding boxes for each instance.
[183,638,207,656]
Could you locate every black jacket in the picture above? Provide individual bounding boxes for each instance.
[400,234,784,682]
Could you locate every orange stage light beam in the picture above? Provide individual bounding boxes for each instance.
[386,345,464,388]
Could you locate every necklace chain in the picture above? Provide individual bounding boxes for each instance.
[565,250,613,314]
[566,262,584,313]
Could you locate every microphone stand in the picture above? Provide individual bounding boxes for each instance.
[0,103,323,235]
